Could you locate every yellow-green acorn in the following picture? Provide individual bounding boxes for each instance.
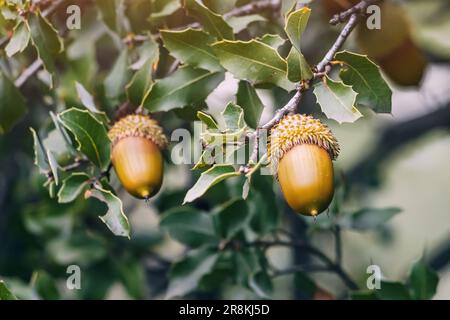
[269,114,340,217]
[108,114,168,199]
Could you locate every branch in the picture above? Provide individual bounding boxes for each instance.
[272,265,331,277]
[245,239,359,290]
[347,101,450,187]
[334,225,342,264]
[133,0,283,44]
[10,0,66,88]
[243,1,370,171]
[223,0,281,18]
[330,0,381,25]
[14,59,44,87]
[316,13,359,72]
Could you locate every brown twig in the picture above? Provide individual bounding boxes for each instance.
[243,1,369,171]
[330,0,381,25]
[14,59,44,87]
[9,0,66,88]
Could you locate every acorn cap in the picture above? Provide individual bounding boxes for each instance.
[108,114,168,149]
[269,114,339,176]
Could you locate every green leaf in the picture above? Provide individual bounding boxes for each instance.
[130,38,159,70]
[226,14,266,34]
[249,271,273,299]
[313,76,362,123]
[166,247,219,298]
[341,207,402,231]
[213,199,250,239]
[212,40,294,91]
[30,128,49,174]
[236,80,264,129]
[126,59,154,107]
[104,49,131,99]
[96,0,118,31]
[285,7,311,53]
[221,102,245,131]
[249,175,279,235]
[0,72,27,134]
[5,21,30,57]
[58,108,111,171]
[350,290,379,300]
[26,12,64,77]
[143,66,224,112]
[184,0,234,40]
[294,272,317,299]
[115,256,146,299]
[286,47,313,82]
[233,247,262,284]
[127,38,159,106]
[46,232,107,266]
[197,111,219,129]
[409,259,439,300]
[0,280,17,300]
[75,81,98,113]
[160,207,219,248]
[335,51,392,113]
[203,0,237,14]
[57,173,90,204]
[32,271,60,300]
[91,185,131,238]
[124,0,152,33]
[258,34,286,49]
[150,0,180,19]
[161,28,223,72]
[183,165,240,204]
[377,281,411,300]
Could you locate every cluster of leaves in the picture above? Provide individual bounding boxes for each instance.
[1,0,394,238]
[0,0,440,300]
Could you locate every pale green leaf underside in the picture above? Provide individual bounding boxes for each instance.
[91,186,131,238]
[336,51,392,113]
[286,47,313,82]
[285,7,311,53]
[314,76,362,124]
[183,165,240,204]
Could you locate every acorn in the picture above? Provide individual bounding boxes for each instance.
[108,114,168,199]
[355,1,427,87]
[322,0,427,87]
[269,114,339,217]
[322,0,359,18]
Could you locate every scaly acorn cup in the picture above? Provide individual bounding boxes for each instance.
[108,114,168,200]
[269,114,340,217]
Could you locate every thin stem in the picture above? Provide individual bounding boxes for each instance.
[14,59,44,87]
[330,0,381,25]
[316,13,359,72]
[60,158,89,172]
[334,225,342,265]
[272,265,331,277]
